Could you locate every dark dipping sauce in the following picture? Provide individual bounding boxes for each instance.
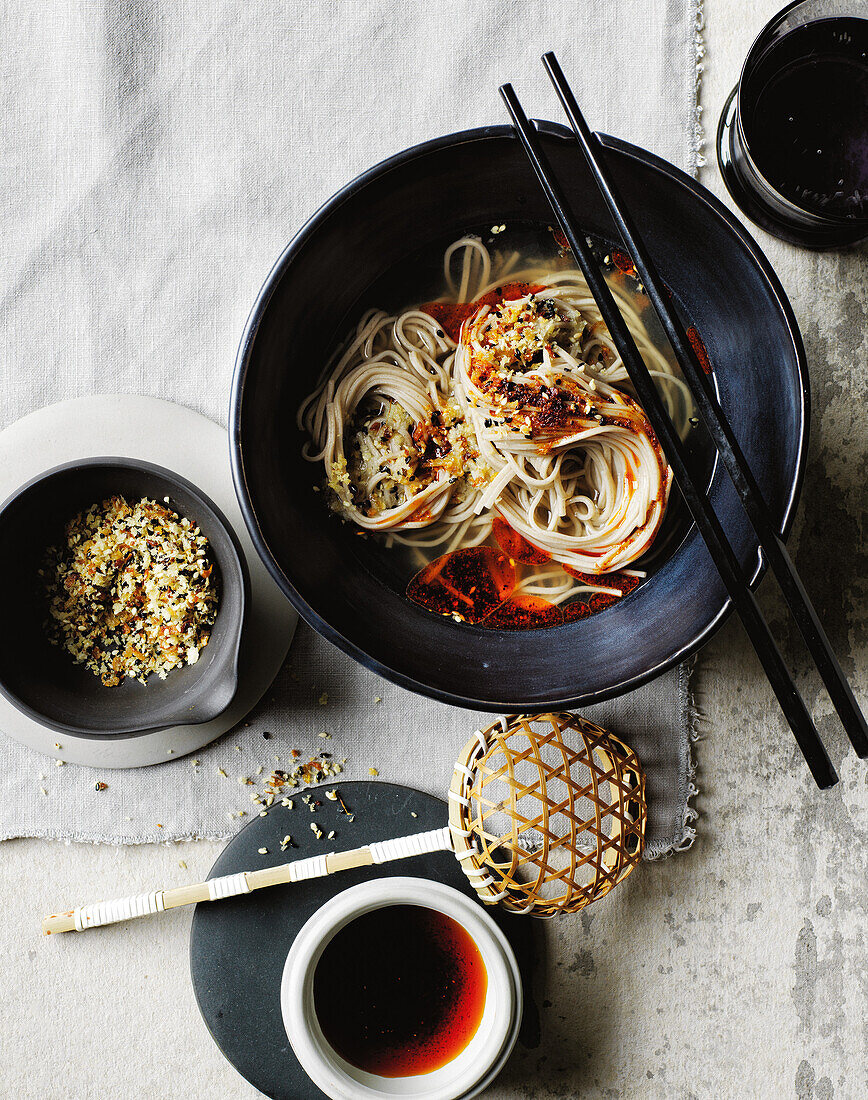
[313,905,488,1078]
[742,16,868,219]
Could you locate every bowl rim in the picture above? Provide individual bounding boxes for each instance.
[0,455,248,737]
[229,121,809,712]
[279,877,522,1100]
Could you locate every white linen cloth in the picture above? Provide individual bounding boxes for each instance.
[0,0,704,856]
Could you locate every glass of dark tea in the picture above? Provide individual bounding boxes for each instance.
[717,0,868,248]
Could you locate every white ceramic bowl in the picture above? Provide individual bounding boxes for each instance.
[280,877,522,1100]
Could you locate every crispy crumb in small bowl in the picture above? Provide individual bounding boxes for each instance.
[42,494,220,688]
[0,457,247,737]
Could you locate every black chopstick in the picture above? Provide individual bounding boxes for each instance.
[499,81,838,789]
[542,51,868,763]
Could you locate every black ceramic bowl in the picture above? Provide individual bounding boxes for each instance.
[0,458,247,736]
[230,123,807,711]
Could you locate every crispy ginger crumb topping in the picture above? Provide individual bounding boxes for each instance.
[41,495,219,687]
[328,396,483,521]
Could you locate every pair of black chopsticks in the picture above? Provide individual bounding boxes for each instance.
[501,52,868,790]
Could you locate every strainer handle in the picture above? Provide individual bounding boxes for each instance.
[41,827,453,935]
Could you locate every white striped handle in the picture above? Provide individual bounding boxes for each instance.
[73,891,166,931]
[369,827,452,864]
[42,827,455,934]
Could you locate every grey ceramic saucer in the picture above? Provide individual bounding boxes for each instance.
[0,395,297,767]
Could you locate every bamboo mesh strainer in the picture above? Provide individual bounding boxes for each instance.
[448,713,646,915]
[43,712,645,933]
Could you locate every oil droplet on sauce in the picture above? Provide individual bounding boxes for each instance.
[313,905,488,1078]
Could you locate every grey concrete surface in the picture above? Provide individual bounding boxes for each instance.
[1,2,866,1097]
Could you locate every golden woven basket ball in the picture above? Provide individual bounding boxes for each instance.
[448,712,646,916]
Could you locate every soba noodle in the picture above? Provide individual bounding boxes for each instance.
[298,235,682,610]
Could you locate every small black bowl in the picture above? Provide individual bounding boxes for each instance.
[0,458,248,737]
[230,123,808,712]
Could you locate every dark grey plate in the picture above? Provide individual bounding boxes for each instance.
[229,123,808,712]
[189,781,537,1100]
[0,457,247,736]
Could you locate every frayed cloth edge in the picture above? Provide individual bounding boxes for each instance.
[689,0,707,174]
[644,655,701,860]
